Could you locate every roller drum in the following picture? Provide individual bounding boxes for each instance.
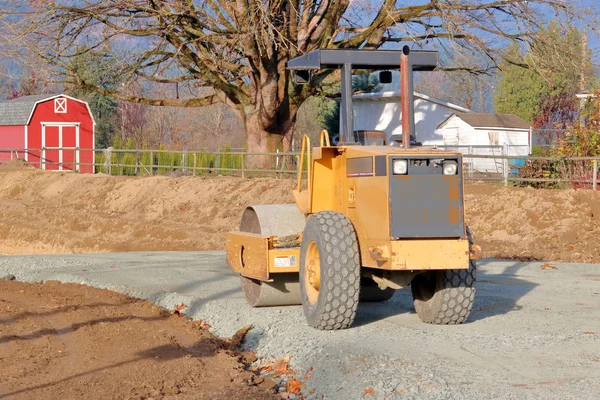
[239,204,305,307]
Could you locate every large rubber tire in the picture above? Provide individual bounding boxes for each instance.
[359,278,395,302]
[299,211,361,330]
[411,228,476,324]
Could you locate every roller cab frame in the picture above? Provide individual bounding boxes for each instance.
[226,46,482,329]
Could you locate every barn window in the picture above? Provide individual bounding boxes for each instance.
[54,98,67,113]
[488,131,500,146]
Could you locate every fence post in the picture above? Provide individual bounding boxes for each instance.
[193,153,197,176]
[503,157,509,187]
[150,151,154,175]
[241,153,245,178]
[593,159,598,191]
[276,149,280,180]
[73,148,76,172]
[215,148,221,174]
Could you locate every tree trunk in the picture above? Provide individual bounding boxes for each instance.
[246,114,271,154]
[244,103,298,170]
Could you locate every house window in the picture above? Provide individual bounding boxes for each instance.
[488,131,500,146]
[54,98,67,113]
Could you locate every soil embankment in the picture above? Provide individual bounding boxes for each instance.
[2,160,599,262]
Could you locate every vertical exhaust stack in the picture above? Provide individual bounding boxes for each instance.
[400,45,415,149]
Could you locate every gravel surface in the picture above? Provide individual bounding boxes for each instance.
[1,252,599,399]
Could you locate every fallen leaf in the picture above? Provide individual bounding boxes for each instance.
[275,363,296,376]
[309,389,315,394]
[544,307,551,310]
[541,263,558,270]
[173,303,187,317]
[584,332,596,335]
[193,320,211,329]
[286,379,303,395]
[364,389,375,395]
[81,269,87,272]
[110,265,116,269]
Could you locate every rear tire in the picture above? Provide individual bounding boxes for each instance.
[411,227,476,324]
[411,261,476,324]
[299,211,360,330]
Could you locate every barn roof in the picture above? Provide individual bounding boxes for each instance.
[438,113,530,130]
[0,94,58,126]
[0,94,95,126]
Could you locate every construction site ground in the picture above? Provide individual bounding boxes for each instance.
[1,160,599,399]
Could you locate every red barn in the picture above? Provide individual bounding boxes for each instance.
[0,94,95,173]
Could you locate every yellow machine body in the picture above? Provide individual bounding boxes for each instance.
[226,137,482,283]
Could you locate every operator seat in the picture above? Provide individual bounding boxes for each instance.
[354,130,387,146]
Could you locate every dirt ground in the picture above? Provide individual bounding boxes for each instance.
[1,159,600,262]
[0,279,277,400]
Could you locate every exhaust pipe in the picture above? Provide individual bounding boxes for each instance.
[400,45,415,149]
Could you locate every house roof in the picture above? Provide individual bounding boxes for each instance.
[438,112,530,130]
[0,94,96,126]
[353,90,472,113]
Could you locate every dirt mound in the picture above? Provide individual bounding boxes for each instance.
[0,166,295,255]
[0,280,277,399]
[466,184,600,263]
[0,158,36,171]
[1,165,599,262]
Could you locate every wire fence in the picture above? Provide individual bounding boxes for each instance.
[0,146,598,190]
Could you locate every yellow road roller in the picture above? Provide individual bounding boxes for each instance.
[226,46,482,330]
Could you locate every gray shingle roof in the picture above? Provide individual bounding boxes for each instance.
[450,113,530,129]
[0,94,60,126]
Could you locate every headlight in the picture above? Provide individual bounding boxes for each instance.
[443,160,458,175]
[393,159,408,175]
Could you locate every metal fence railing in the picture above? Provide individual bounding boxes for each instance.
[0,147,301,178]
[433,145,531,174]
[1,146,598,190]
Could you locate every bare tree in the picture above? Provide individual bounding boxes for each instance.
[0,0,596,154]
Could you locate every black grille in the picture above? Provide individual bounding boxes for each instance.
[389,157,464,238]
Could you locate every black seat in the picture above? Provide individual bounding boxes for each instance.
[354,130,387,146]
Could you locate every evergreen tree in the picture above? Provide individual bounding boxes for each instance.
[64,46,121,148]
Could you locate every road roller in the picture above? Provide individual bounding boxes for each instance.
[225,46,482,330]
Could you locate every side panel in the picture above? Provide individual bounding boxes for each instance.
[311,147,343,213]
[225,232,301,281]
[225,232,269,281]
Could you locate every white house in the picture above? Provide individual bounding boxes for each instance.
[352,91,472,145]
[437,113,532,173]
